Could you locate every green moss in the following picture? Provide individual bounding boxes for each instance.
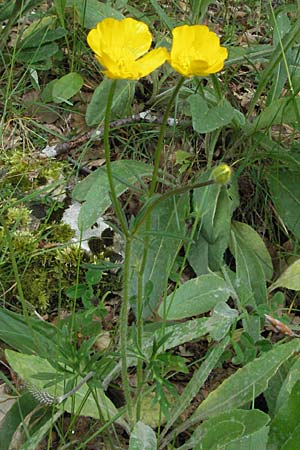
[0,146,120,311]
[17,245,86,310]
[44,223,75,243]
[0,149,67,191]
[12,230,37,253]
[6,206,32,227]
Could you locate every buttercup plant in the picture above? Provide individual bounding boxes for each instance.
[87,16,229,426]
[4,4,300,448]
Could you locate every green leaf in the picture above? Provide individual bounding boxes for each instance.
[231,221,273,281]
[164,337,229,436]
[86,79,135,126]
[189,339,300,423]
[20,26,66,49]
[16,42,59,63]
[5,350,125,426]
[108,305,237,386]
[250,97,300,131]
[230,221,269,307]
[269,259,300,292]
[0,392,39,450]
[143,303,237,357]
[225,425,269,450]
[189,409,270,450]
[0,1,15,21]
[264,362,293,417]
[268,170,300,239]
[20,411,63,450]
[52,72,83,104]
[189,177,239,275]
[188,233,210,276]
[195,0,217,22]
[129,421,157,450]
[130,194,189,318]
[158,272,231,320]
[71,0,123,28]
[290,48,300,94]
[226,44,274,66]
[72,160,152,230]
[193,171,222,241]
[268,380,300,450]
[54,0,67,25]
[275,357,300,414]
[265,12,291,106]
[247,16,300,116]
[189,95,235,133]
[207,302,239,340]
[149,0,174,30]
[0,308,57,357]
[280,426,300,450]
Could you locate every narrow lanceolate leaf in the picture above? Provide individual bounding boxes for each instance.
[158,273,232,320]
[144,303,237,357]
[189,339,300,424]
[130,193,189,319]
[163,337,229,435]
[129,422,157,450]
[269,259,300,292]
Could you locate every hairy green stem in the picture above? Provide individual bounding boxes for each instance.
[120,237,134,424]
[133,179,215,235]
[104,80,129,236]
[135,234,148,420]
[103,80,133,424]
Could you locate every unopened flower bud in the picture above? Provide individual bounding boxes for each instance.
[212,164,232,184]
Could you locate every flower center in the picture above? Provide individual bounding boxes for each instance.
[177,54,191,71]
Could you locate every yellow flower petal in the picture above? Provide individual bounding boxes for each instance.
[101,47,169,80]
[169,24,228,77]
[87,18,167,80]
[133,48,170,79]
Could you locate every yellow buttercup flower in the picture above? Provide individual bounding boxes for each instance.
[87,17,168,80]
[168,24,228,77]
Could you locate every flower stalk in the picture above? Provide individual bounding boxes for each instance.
[103,80,129,237]
[120,236,134,424]
[103,80,133,423]
[149,76,184,195]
